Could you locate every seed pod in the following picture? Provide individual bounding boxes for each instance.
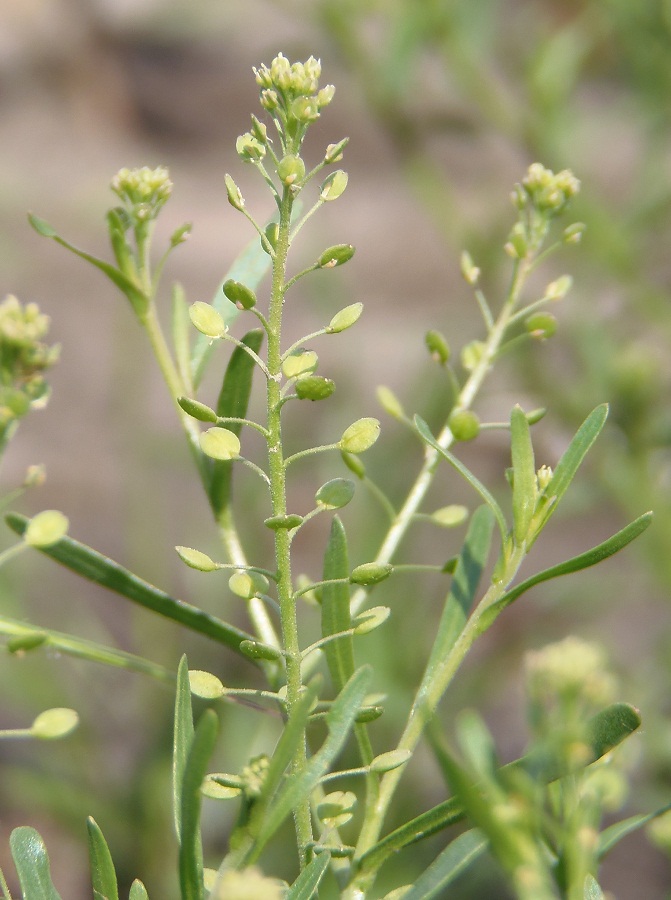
[290,97,320,123]
[370,749,412,774]
[31,708,79,740]
[315,478,355,510]
[223,279,257,310]
[460,250,480,285]
[431,505,469,527]
[175,546,219,572]
[188,670,225,699]
[236,133,266,162]
[224,173,245,210]
[318,244,355,269]
[277,154,306,185]
[377,385,405,420]
[178,396,218,423]
[460,340,486,371]
[352,605,390,634]
[199,428,240,460]
[317,791,356,828]
[340,417,380,454]
[341,450,366,479]
[7,632,48,653]
[350,563,393,586]
[425,329,450,365]
[448,409,480,442]
[24,510,68,547]
[228,570,270,599]
[189,301,228,338]
[320,170,348,201]
[545,275,572,301]
[324,138,348,163]
[525,312,557,339]
[240,640,282,661]
[262,222,279,254]
[264,514,304,531]
[295,375,335,400]
[327,302,363,333]
[355,705,384,723]
[282,350,318,379]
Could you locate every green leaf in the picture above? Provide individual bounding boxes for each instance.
[414,416,508,538]
[478,512,653,631]
[247,666,372,863]
[357,702,641,874]
[179,709,219,900]
[321,517,355,692]
[207,329,265,517]
[172,283,194,393]
[285,851,331,900]
[598,801,671,858]
[191,238,271,386]
[5,513,256,659]
[584,874,605,900]
[510,405,536,545]
[9,827,62,900]
[128,881,149,900]
[531,404,608,541]
[173,656,195,841]
[86,817,119,900]
[400,829,488,900]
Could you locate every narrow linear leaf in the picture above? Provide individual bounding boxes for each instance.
[208,330,264,518]
[321,516,355,692]
[192,237,272,385]
[5,513,257,659]
[9,827,62,900]
[414,416,508,538]
[129,881,149,900]
[87,817,119,900]
[479,512,653,630]
[173,656,195,841]
[358,702,641,874]
[401,829,488,900]
[285,851,331,900]
[510,405,536,545]
[0,614,170,680]
[172,283,194,393]
[598,801,671,858]
[180,709,219,900]
[248,666,372,863]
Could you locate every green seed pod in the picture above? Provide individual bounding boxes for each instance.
[425,329,450,365]
[277,154,306,185]
[370,749,412,774]
[448,409,481,442]
[320,170,348,201]
[224,173,245,210]
[290,96,320,123]
[169,223,191,248]
[340,417,380,454]
[526,407,547,424]
[199,427,240,460]
[324,138,348,163]
[31,707,79,740]
[563,222,585,244]
[175,546,219,572]
[262,222,279,255]
[318,243,355,269]
[189,301,227,338]
[317,791,357,827]
[377,385,405,420]
[460,339,486,371]
[295,375,335,400]
[24,510,69,547]
[282,349,319,379]
[350,563,393,586]
[223,279,257,310]
[460,250,480,285]
[355,705,384,723]
[431,505,469,527]
[7,631,48,654]
[250,115,267,144]
[545,275,572,301]
[352,605,391,634]
[315,478,355,509]
[327,302,363,333]
[341,450,366,479]
[239,640,282,661]
[201,776,242,800]
[264,514,304,531]
[177,396,218,423]
[228,570,270,599]
[525,312,557,340]
[188,669,225,699]
[505,222,527,258]
[235,132,266,162]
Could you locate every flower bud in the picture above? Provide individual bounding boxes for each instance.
[425,329,450,365]
[327,302,363,333]
[260,89,279,111]
[460,250,480,285]
[448,409,480,442]
[175,546,219,571]
[350,562,393,586]
[536,464,553,491]
[295,375,335,400]
[325,138,348,164]
[277,154,306,186]
[282,350,318,379]
[224,173,245,210]
[223,279,257,310]
[199,427,240,460]
[177,396,218,423]
[24,510,68,547]
[250,115,268,144]
[563,222,585,244]
[525,312,557,339]
[316,84,336,107]
[315,478,355,510]
[290,97,320,123]
[189,301,228,338]
[320,170,348,201]
[23,464,46,488]
[340,417,380,453]
[318,244,355,268]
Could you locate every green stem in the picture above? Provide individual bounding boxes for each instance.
[266,184,313,866]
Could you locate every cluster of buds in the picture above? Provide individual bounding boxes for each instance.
[253,53,334,125]
[0,295,59,439]
[518,163,580,217]
[111,166,173,225]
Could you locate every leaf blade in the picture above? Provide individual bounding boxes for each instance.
[401,829,488,900]
[86,817,119,900]
[321,516,355,692]
[9,827,63,900]
[285,851,331,900]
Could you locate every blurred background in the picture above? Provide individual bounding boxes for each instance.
[1,0,671,896]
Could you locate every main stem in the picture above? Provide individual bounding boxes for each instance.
[266,185,313,865]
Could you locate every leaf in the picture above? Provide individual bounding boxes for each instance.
[207,330,264,519]
[510,404,536,545]
[400,829,488,900]
[247,666,372,863]
[86,817,119,900]
[414,416,508,538]
[583,874,605,900]
[357,702,641,874]
[172,283,194,393]
[173,656,195,841]
[478,512,653,631]
[179,709,219,900]
[191,238,271,386]
[285,851,331,900]
[128,881,149,900]
[9,827,63,900]
[321,517,355,692]
[598,800,671,858]
[5,513,257,659]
